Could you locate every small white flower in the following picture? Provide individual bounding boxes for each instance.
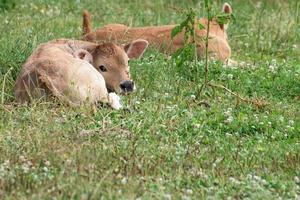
[193,123,201,129]
[66,159,72,165]
[239,61,246,67]
[3,160,10,168]
[279,116,284,122]
[292,44,298,49]
[182,195,191,200]
[271,135,276,139]
[190,94,196,99]
[19,155,26,162]
[164,194,172,200]
[288,120,294,126]
[121,177,128,185]
[44,161,51,166]
[227,74,233,79]
[271,59,277,65]
[268,121,272,126]
[21,164,30,173]
[185,189,193,195]
[269,65,276,72]
[225,116,234,123]
[225,132,232,137]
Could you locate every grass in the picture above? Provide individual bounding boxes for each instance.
[0,0,300,199]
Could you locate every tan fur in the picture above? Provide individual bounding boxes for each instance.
[83,10,92,35]
[14,39,148,107]
[82,3,234,63]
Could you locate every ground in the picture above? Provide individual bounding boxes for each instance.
[0,0,299,199]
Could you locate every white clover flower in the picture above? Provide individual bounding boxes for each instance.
[271,135,276,139]
[239,61,246,67]
[43,167,49,172]
[164,194,172,200]
[269,65,276,73]
[190,94,196,99]
[279,116,284,122]
[292,44,298,49]
[66,159,72,165]
[121,177,128,185]
[268,121,272,126]
[288,120,294,126]
[225,132,232,137]
[185,189,193,195]
[19,155,26,162]
[21,164,30,173]
[44,160,51,166]
[182,195,191,200]
[225,116,234,124]
[271,59,277,65]
[224,108,232,116]
[193,123,201,129]
[227,74,233,79]
[3,160,10,168]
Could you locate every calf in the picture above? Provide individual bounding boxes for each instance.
[82,3,234,64]
[14,39,148,109]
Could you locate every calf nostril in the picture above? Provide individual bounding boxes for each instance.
[120,83,126,90]
[120,81,134,92]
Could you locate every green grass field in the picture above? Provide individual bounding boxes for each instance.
[0,0,299,199]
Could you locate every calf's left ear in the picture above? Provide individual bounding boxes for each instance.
[123,39,149,59]
[74,49,93,64]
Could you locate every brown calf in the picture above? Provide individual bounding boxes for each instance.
[14,39,148,108]
[82,3,234,64]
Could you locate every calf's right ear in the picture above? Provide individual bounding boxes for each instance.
[222,2,232,14]
[74,49,93,64]
[123,39,149,59]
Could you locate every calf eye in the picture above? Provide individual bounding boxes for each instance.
[99,65,107,72]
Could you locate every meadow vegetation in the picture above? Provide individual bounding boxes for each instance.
[0,0,299,199]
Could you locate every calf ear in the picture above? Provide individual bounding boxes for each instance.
[221,3,233,30]
[74,49,93,64]
[123,39,149,59]
[222,3,232,14]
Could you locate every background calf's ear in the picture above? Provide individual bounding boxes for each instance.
[124,39,149,59]
[220,3,233,30]
[74,49,93,64]
[222,2,232,14]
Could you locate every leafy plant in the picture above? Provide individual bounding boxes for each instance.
[171,0,233,83]
[170,1,263,107]
[0,0,17,11]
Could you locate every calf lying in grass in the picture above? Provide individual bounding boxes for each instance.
[14,39,148,109]
[82,3,234,64]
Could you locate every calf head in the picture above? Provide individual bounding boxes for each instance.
[76,40,148,94]
[195,3,233,62]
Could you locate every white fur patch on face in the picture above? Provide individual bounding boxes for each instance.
[108,92,122,110]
